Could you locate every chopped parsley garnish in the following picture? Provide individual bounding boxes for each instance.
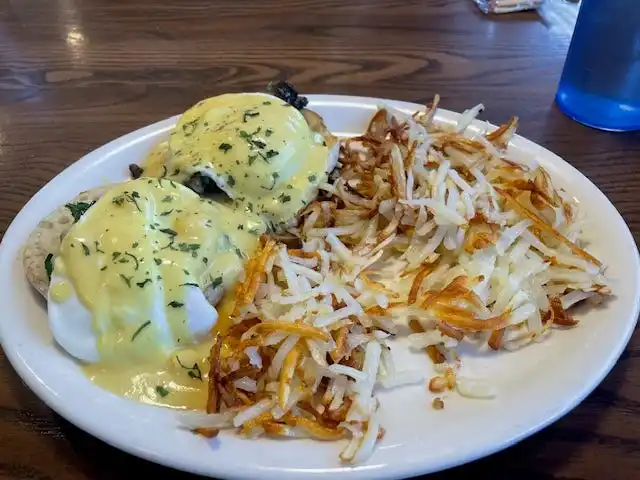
[202,257,208,264]
[160,241,177,251]
[219,143,233,153]
[248,227,261,235]
[119,274,133,288]
[239,127,264,156]
[161,195,173,203]
[265,128,274,137]
[100,266,108,271]
[94,241,104,253]
[308,174,317,182]
[160,228,178,237]
[234,248,244,259]
[211,276,223,288]
[136,278,152,288]
[227,175,236,187]
[65,201,95,223]
[112,191,142,212]
[182,118,199,136]
[178,243,200,252]
[264,149,279,160]
[112,251,121,261]
[154,258,163,266]
[131,320,151,341]
[155,385,170,397]
[180,282,199,287]
[168,301,184,308]
[248,154,258,166]
[278,193,292,203]
[160,209,173,216]
[44,254,54,280]
[263,101,272,105]
[242,110,260,123]
[80,242,90,256]
[132,242,139,248]
[178,243,200,258]
[176,356,203,381]
[124,252,140,270]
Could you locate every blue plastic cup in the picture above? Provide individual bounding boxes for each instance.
[555,0,640,131]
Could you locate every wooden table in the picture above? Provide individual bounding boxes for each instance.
[1,1,638,479]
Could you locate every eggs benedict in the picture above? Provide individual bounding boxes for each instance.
[142,91,338,228]
[23,85,339,410]
[24,178,265,408]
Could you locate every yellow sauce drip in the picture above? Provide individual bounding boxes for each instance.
[213,288,237,335]
[83,341,213,409]
[142,140,171,179]
[50,281,72,303]
[58,177,264,408]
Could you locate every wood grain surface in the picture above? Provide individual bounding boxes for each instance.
[1,0,639,479]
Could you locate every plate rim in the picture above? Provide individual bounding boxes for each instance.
[1,94,639,479]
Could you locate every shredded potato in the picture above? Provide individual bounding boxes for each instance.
[188,98,609,463]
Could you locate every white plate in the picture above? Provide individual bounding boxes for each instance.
[0,95,638,480]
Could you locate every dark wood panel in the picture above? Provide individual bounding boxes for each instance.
[1,0,638,479]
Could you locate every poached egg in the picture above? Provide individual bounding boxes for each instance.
[143,92,338,227]
[47,178,264,407]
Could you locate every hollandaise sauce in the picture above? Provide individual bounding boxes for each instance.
[49,177,264,408]
[143,93,332,226]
